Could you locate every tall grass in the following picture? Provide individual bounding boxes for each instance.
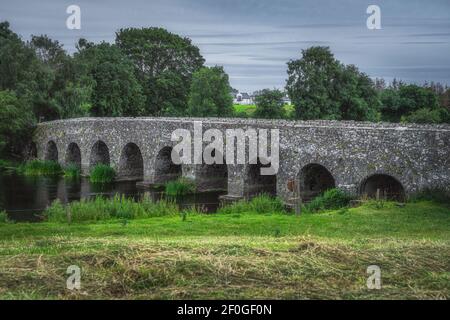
[64,164,80,179]
[18,160,62,176]
[90,164,115,183]
[218,194,286,215]
[44,195,179,223]
[303,188,353,213]
[165,177,195,196]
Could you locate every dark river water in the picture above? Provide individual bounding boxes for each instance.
[0,172,225,222]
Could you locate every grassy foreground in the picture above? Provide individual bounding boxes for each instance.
[0,200,449,299]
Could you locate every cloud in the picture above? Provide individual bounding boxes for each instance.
[1,0,449,91]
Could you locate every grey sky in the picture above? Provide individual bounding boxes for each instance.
[1,0,450,92]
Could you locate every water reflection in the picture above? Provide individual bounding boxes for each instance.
[0,172,225,222]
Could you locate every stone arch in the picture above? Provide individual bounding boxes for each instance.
[244,157,277,197]
[154,146,182,184]
[298,163,335,201]
[89,140,110,169]
[65,142,81,169]
[45,140,58,162]
[196,149,228,192]
[360,174,405,201]
[117,142,144,181]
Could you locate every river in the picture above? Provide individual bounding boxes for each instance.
[0,172,225,222]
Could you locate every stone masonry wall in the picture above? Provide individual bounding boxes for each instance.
[33,117,450,202]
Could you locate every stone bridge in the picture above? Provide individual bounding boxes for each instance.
[33,117,450,202]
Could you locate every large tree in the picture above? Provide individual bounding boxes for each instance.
[0,90,33,157]
[74,40,145,117]
[187,66,233,117]
[115,27,204,116]
[254,89,285,119]
[286,46,380,121]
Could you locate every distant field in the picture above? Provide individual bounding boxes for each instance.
[233,104,295,117]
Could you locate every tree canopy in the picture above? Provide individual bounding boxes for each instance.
[187,66,233,117]
[254,89,285,119]
[286,46,380,121]
[115,27,205,116]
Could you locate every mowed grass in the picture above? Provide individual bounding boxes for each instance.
[0,201,449,299]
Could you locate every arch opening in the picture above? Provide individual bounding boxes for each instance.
[360,174,405,201]
[154,146,181,184]
[298,163,335,201]
[65,143,81,169]
[45,141,58,162]
[118,143,144,181]
[89,140,110,170]
[245,158,277,197]
[196,149,228,192]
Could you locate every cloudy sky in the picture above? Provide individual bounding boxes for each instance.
[1,0,450,92]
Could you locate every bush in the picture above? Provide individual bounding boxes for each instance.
[90,164,115,183]
[64,164,80,179]
[44,195,179,223]
[18,160,62,176]
[218,194,286,215]
[304,188,352,213]
[165,178,195,196]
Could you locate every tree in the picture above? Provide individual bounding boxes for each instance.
[74,41,145,117]
[116,27,204,116]
[380,84,440,122]
[254,89,285,119]
[286,46,380,121]
[187,66,233,117]
[0,91,34,157]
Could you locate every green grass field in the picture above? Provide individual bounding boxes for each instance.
[233,104,295,117]
[0,200,449,299]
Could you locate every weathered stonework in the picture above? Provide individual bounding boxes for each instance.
[33,117,450,202]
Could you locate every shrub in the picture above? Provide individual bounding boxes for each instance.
[64,164,80,179]
[90,164,115,183]
[218,194,286,215]
[165,178,195,196]
[304,188,352,213]
[18,160,62,176]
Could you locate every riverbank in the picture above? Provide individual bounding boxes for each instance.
[0,200,449,299]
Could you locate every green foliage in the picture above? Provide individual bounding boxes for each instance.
[165,177,195,196]
[187,66,233,117]
[74,41,145,117]
[44,195,178,223]
[380,84,441,123]
[304,188,353,213]
[63,164,80,179]
[116,27,204,116]
[0,90,33,156]
[89,164,115,183]
[218,194,286,215]
[286,46,380,121]
[18,160,62,176]
[254,89,285,119]
[401,107,443,124]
